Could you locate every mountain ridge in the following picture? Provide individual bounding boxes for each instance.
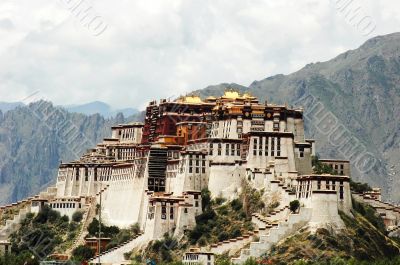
[194,32,400,201]
[1,32,400,203]
[0,101,144,204]
[0,100,138,118]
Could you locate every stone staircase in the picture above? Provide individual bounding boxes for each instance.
[0,204,31,240]
[388,225,400,237]
[65,185,110,256]
[231,207,312,264]
[269,180,296,209]
[209,230,261,255]
[88,232,149,264]
[0,186,57,241]
[208,178,295,257]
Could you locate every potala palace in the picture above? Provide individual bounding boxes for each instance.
[1,90,399,265]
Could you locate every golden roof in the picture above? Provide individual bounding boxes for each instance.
[243,92,256,99]
[222,90,240,99]
[176,95,203,103]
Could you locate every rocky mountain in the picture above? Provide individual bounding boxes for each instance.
[63,101,139,118]
[0,102,24,113]
[0,101,143,204]
[0,101,138,118]
[194,33,400,201]
[1,33,399,204]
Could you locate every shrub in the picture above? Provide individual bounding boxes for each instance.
[130,223,141,235]
[201,188,212,211]
[33,205,60,224]
[290,200,300,213]
[72,211,84,222]
[60,215,69,223]
[350,180,372,193]
[312,155,337,175]
[218,231,229,241]
[72,245,95,261]
[230,199,243,211]
[243,257,258,265]
[215,197,226,205]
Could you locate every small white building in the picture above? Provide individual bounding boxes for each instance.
[183,248,215,265]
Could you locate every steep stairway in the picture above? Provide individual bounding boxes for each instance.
[231,207,312,264]
[0,204,31,240]
[88,232,149,264]
[65,185,109,256]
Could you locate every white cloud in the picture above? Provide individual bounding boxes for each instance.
[0,0,398,109]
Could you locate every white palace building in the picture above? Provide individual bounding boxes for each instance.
[2,90,381,265]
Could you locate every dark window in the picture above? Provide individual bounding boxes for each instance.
[340,186,344,200]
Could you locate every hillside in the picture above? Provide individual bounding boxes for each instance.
[0,101,143,204]
[64,101,139,118]
[195,33,400,202]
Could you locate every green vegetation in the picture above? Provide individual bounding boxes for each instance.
[350,180,372,194]
[71,245,95,263]
[87,218,120,238]
[188,188,254,246]
[289,200,300,213]
[290,257,400,265]
[72,211,84,222]
[256,199,399,265]
[131,233,185,265]
[351,199,386,233]
[106,223,141,250]
[73,218,141,256]
[0,252,40,265]
[9,206,80,256]
[0,202,30,226]
[312,156,337,175]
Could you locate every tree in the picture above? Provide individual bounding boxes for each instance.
[72,211,84,222]
[289,200,300,213]
[350,180,372,193]
[312,155,337,175]
[201,188,211,211]
[72,245,95,262]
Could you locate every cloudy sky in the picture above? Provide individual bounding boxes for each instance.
[0,0,399,109]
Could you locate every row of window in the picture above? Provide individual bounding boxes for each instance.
[188,154,207,174]
[49,202,81,209]
[252,137,281,157]
[297,180,346,200]
[209,143,241,156]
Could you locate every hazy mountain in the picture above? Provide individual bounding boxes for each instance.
[1,33,400,204]
[0,102,24,112]
[195,33,400,201]
[64,101,139,118]
[0,101,138,118]
[0,101,144,204]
